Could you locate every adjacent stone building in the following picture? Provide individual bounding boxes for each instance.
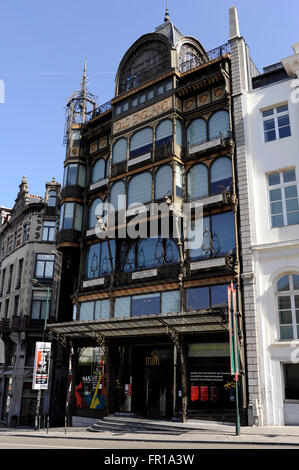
[0,176,61,426]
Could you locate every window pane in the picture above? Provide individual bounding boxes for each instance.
[89,199,103,229]
[271,201,283,215]
[295,296,299,308]
[209,110,230,139]
[155,165,173,200]
[262,108,273,117]
[265,130,276,142]
[74,204,83,231]
[279,125,291,139]
[268,173,280,186]
[211,285,228,309]
[44,261,54,278]
[212,211,235,256]
[92,159,106,183]
[64,203,74,229]
[131,293,160,316]
[269,188,282,202]
[31,301,41,319]
[187,164,208,199]
[263,119,275,131]
[279,310,292,324]
[277,104,288,113]
[161,290,180,313]
[130,127,153,157]
[280,325,294,340]
[120,241,136,272]
[67,164,78,185]
[86,244,100,279]
[287,211,299,225]
[272,214,284,227]
[278,296,291,310]
[186,287,210,311]
[110,181,126,212]
[113,138,127,163]
[80,302,94,321]
[78,165,86,187]
[137,238,157,269]
[285,185,298,199]
[277,275,290,291]
[210,157,232,194]
[284,364,299,399]
[187,119,207,147]
[293,275,299,290]
[283,170,296,183]
[128,172,152,206]
[278,115,290,127]
[286,199,299,212]
[114,296,131,318]
[35,261,45,277]
[156,119,172,146]
[95,299,110,320]
[188,216,210,259]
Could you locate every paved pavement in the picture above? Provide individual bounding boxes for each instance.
[1,420,299,447]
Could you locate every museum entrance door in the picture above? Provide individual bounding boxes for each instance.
[115,344,173,419]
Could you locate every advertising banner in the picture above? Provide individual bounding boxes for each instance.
[32,342,51,390]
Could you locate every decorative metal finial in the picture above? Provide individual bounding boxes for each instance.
[164,0,170,22]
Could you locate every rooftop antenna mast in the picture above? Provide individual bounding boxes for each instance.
[164,0,170,22]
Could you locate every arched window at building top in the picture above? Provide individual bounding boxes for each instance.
[130,127,153,159]
[156,119,173,147]
[112,138,127,164]
[92,159,107,184]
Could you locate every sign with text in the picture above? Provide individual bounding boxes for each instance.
[32,342,51,390]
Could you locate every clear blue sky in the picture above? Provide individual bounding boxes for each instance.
[0,0,298,208]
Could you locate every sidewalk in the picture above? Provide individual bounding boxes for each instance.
[1,420,299,447]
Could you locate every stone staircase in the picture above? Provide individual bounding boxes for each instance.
[87,414,205,435]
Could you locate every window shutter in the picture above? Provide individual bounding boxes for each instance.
[92,159,105,183]
[187,118,207,147]
[128,172,152,206]
[156,119,173,146]
[113,138,127,163]
[187,164,208,199]
[155,165,173,200]
[209,110,230,140]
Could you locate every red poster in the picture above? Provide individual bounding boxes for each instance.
[191,385,199,401]
[200,386,209,402]
[210,386,219,402]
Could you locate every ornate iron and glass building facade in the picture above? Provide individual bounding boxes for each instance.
[49,10,260,426]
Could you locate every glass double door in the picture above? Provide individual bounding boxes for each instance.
[115,345,173,418]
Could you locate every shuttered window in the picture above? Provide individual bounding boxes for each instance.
[130,127,153,158]
[187,118,207,147]
[110,181,126,212]
[155,165,173,200]
[210,157,232,194]
[156,119,173,147]
[113,138,127,164]
[128,172,152,206]
[89,198,104,228]
[161,290,180,313]
[209,110,230,140]
[114,296,131,318]
[92,159,106,183]
[187,164,208,200]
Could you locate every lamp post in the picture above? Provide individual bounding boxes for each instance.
[32,279,51,430]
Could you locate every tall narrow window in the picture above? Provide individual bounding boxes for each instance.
[155,165,172,200]
[155,119,173,147]
[42,221,56,241]
[128,172,152,206]
[209,110,230,140]
[112,138,127,164]
[210,157,233,194]
[16,260,23,289]
[35,254,55,280]
[267,169,299,227]
[92,159,107,184]
[110,181,126,212]
[48,190,57,206]
[31,291,51,320]
[89,198,104,229]
[277,274,299,340]
[130,127,153,159]
[187,118,207,147]
[22,224,28,245]
[187,164,208,200]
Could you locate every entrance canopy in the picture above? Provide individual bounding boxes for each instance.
[48,310,228,344]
